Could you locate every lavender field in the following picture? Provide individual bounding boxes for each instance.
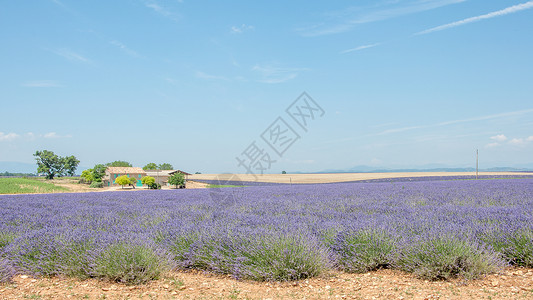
[1,178,533,284]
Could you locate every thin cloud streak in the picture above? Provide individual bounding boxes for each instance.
[231,24,254,34]
[110,40,140,57]
[377,108,533,135]
[195,71,230,81]
[43,132,72,139]
[416,1,533,35]
[252,64,309,84]
[298,0,466,37]
[143,0,180,21]
[51,48,91,63]
[341,43,381,54]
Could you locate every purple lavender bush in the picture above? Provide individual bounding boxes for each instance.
[0,258,16,283]
[0,178,532,283]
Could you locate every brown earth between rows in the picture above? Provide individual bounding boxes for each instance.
[1,267,532,299]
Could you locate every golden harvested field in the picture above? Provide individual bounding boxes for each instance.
[189,172,527,184]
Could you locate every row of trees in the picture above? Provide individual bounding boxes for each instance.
[142,163,173,170]
[80,161,135,184]
[114,173,185,189]
[34,150,80,179]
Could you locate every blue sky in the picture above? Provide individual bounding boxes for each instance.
[1,0,533,174]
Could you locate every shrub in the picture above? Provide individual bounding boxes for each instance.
[89,181,104,188]
[332,230,396,273]
[94,243,170,285]
[396,237,505,280]
[0,232,15,250]
[168,173,185,188]
[148,183,161,190]
[485,229,533,267]
[176,232,330,281]
[115,175,131,188]
[0,258,16,283]
[141,176,155,187]
[6,232,94,279]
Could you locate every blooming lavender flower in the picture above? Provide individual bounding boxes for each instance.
[0,178,532,282]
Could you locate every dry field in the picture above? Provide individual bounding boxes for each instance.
[2,267,532,299]
[188,172,527,184]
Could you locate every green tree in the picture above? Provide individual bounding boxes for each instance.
[143,163,158,170]
[34,150,79,179]
[129,177,137,188]
[282,171,287,174]
[80,169,95,183]
[106,161,132,167]
[158,163,173,170]
[168,172,185,189]
[115,175,131,189]
[141,176,155,186]
[63,155,80,176]
[92,164,107,181]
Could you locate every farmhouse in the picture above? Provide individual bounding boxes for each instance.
[104,167,146,187]
[144,169,191,186]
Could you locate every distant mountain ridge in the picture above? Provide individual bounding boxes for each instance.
[314,165,533,174]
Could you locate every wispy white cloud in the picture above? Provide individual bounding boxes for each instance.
[508,136,533,146]
[51,48,91,63]
[145,1,169,16]
[377,125,424,135]
[341,43,381,54]
[298,0,466,36]
[164,77,180,85]
[143,0,180,20]
[0,132,71,142]
[377,108,533,135]
[485,142,501,148]
[25,132,37,141]
[490,134,507,142]
[44,132,72,139]
[110,40,139,57]
[195,71,230,81]
[21,80,63,88]
[50,0,65,7]
[416,1,533,35]
[0,132,20,142]
[252,64,309,84]
[509,138,527,145]
[231,24,254,34]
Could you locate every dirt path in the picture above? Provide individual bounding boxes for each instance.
[1,267,532,299]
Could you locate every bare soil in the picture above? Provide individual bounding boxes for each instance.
[1,267,532,299]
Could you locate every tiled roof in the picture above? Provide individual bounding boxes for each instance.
[145,170,174,177]
[106,167,146,174]
[169,170,192,176]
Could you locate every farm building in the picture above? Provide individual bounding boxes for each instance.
[144,169,191,186]
[104,167,146,187]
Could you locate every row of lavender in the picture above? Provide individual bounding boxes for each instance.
[1,178,532,284]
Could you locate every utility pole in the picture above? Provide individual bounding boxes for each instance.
[476,149,479,180]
